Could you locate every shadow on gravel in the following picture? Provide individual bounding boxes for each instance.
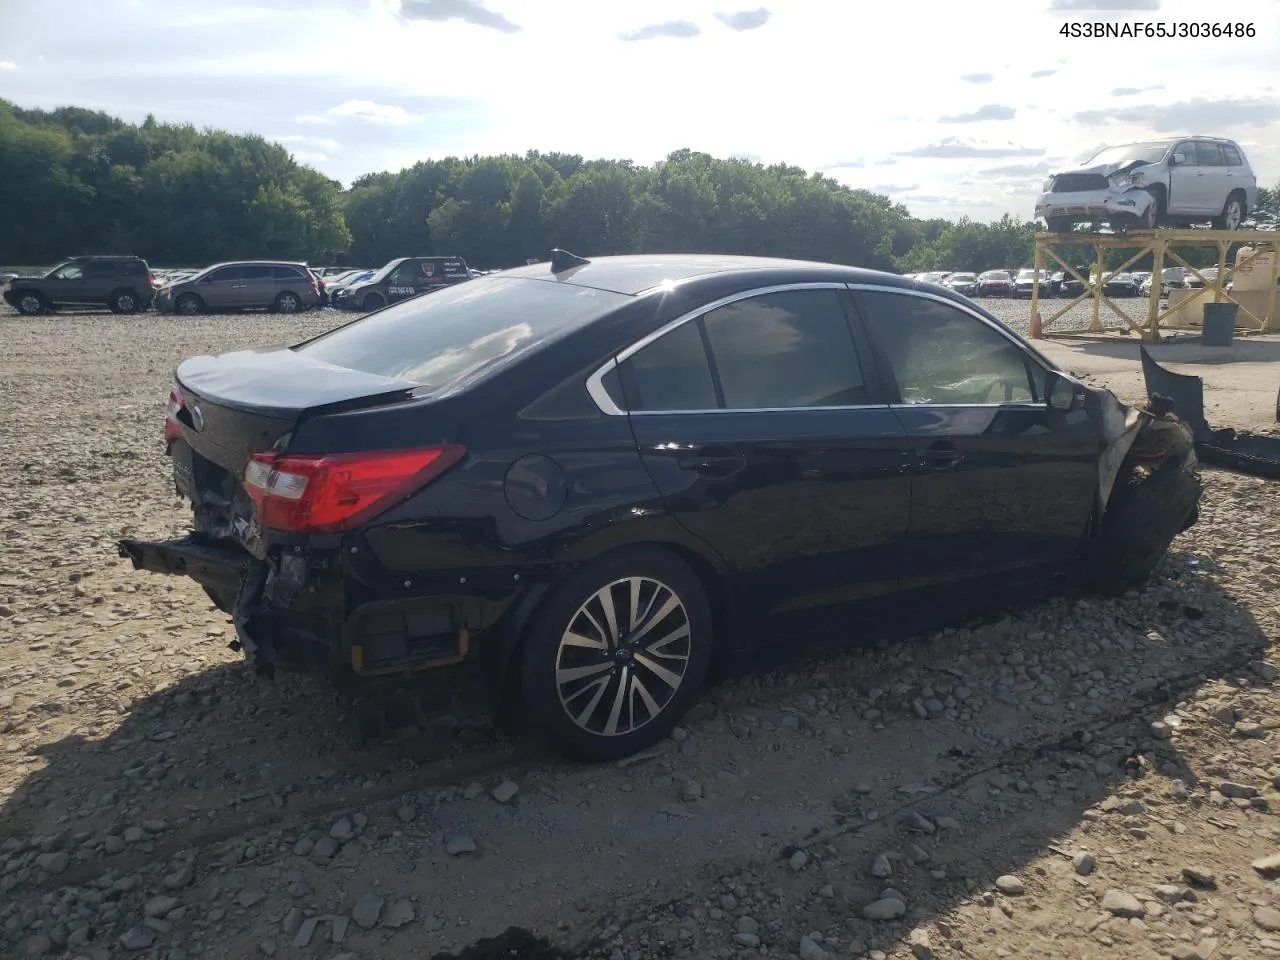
[0,549,1273,959]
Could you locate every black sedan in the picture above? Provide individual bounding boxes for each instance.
[119,251,1201,761]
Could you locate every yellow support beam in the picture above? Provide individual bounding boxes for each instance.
[1030,228,1280,340]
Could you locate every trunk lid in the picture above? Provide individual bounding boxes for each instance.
[170,348,420,555]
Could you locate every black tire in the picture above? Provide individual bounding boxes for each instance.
[362,292,385,312]
[274,291,301,314]
[1045,216,1074,234]
[175,293,203,316]
[14,291,46,316]
[1212,191,1246,231]
[1080,454,1201,594]
[520,546,713,762]
[1146,185,1168,226]
[109,289,141,315]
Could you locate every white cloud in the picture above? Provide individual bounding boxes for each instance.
[325,100,423,125]
[0,61,17,70]
[276,135,342,152]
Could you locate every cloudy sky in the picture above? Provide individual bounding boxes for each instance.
[1,0,1278,222]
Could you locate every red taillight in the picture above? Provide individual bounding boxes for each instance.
[164,386,184,445]
[243,446,466,533]
[148,274,158,288]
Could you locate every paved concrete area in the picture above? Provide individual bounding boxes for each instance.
[1035,333,1280,432]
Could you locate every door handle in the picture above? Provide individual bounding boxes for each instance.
[919,442,964,472]
[675,445,745,477]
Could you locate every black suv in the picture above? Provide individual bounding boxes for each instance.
[3,255,156,315]
[332,256,471,311]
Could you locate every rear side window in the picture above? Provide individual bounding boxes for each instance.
[274,266,305,280]
[296,277,630,393]
[1221,143,1243,166]
[624,320,718,412]
[702,290,866,408]
[85,263,119,279]
[1194,141,1224,166]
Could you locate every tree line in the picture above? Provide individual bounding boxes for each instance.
[2,98,1276,273]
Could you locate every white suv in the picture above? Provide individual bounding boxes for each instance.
[1035,137,1258,232]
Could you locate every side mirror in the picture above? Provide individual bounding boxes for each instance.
[1047,371,1085,413]
[1169,153,1186,167]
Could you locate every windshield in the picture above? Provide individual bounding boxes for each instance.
[296,276,630,393]
[368,259,405,284]
[950,274,976,282]
[980,271,1008,280]
[1085,140,1174,167]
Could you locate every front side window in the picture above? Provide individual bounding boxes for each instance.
[859,292,1042,405]
[53,264,84,280]
[241,265,274,281]
[702,290,867,408]
[205,267,243,283]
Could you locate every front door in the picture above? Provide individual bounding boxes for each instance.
[852,287,1101,599]
[616,285,913,638]
[198,266,246,309]
[46,262,87,305]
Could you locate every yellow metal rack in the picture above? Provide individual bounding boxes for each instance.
[1029,229,1280,340]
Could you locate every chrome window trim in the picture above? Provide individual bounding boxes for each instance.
[584,282,854,417]
[847,282,1058,385]
[583,280,1057,417]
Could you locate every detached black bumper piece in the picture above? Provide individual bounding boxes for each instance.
[118,535,247,595]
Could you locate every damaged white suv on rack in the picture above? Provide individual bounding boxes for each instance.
[1035,137,1258,233]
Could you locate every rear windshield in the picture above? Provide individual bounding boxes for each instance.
[294,276,629,393]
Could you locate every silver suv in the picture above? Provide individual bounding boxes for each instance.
[154,261,322,315]
[1035,137,1258,232]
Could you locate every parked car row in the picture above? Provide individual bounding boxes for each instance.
[904,266,1191,300]
[3,254,477,316]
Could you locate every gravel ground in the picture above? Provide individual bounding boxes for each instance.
[3,302,1280,960]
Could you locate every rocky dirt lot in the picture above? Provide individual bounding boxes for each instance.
[3,305,1280,960]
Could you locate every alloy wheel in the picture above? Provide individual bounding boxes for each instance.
[554,576,692,737]
[279,293,299,313]
[117,294,135,312]
[1225,199,1243,230]
[18,294,42,315]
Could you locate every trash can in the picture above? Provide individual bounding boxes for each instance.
[1202,301,1237,346]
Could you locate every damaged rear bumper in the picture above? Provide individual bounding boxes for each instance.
[118,535,528,680]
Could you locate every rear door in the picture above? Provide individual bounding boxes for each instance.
[1168,140,1211,214]
[851,286,1101,597]
[239,264,276,308]
[616,284,912,636]
[84,261,121,304]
